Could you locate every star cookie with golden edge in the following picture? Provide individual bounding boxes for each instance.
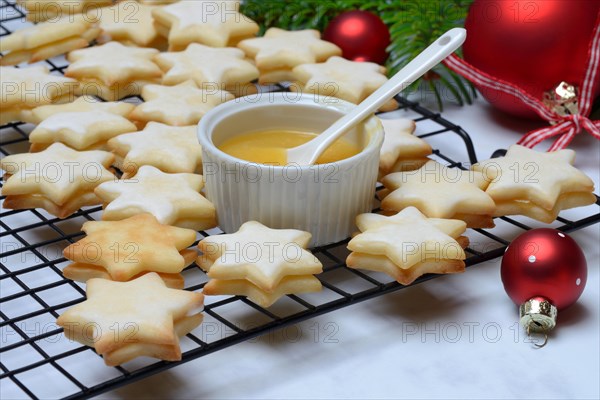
[237,27,342,84]
[29,106,137,151]
[0,14,100,66]
[128,81,234,126]
[346,207,468,285]
[0,66,78,124]
[197,221,323,289]
[57,273,204,366]
[62,214,197,289]
[379,118,431,178]
[108,122,202,177]
[152,0,259,51]
[471,145,596,223]
[197,221,323,307]
[28,95,136,124]
[97,0,165,48]
[65,42,162,100]
[154,43,259,97]
[292,56,397,111]
[16,0,112,22]
[0,143,115,218]
[95,165,217,230]
[381,160,496,228]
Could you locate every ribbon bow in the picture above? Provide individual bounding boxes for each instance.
[443,14,600,151]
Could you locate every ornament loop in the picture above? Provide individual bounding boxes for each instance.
[533,333,549,348]
[526,321,549,348]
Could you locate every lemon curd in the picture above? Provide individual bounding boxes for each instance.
[218,130,361,165]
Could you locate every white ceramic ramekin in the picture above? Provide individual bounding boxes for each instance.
[197,92,384,247]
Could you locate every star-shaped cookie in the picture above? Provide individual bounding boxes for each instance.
[65,42,162,100]
[108,122,202,177]
[238,28,341,84]
[198,221,323,307]
[27,95,137,150]
[379,118,431,177]
[238,27,341,69]
[347,207,467,285]
[57,273,204,366]
[28,95,136,124]
[66,41,162,85]
[94,165,217,230]
[63,214,197,287]
[97,0,161,47]
[154,43,259,91]
[197,221,322,291]
[128,81,234,126]
[0,143,115,218]
[29,110,137,150]
[472,145,596,222]
[292,56,397,110]
[1,66,78,124]
[381,160,496,228]
[0,14,100,65]
[152,0,259,50]
[354,209,467,238]
[17,0,112,22]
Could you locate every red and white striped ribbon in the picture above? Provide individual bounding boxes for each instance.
[443,13,600,151]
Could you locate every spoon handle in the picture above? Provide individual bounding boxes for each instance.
[296,27,467,165]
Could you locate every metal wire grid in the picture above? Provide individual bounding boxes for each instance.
[2,1,600,399]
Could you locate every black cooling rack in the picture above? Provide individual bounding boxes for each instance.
[2,1,600,399]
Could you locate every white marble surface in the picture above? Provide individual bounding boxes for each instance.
[104,96,600,399]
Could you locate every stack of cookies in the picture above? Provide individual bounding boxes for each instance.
[97,0,166,48]
[16,0,111,22]
[238,28,342,84]
[128,81,234,126]
[151,0,259,50]
[197,221,323,307]
[27,96,137,152]
[0,143,115,218]
[378,118,432,177]
[291,56,398,111]
[0,14,100,65]
[57,273,204,366]
[0,66,78,124]
[472,145,596,223]
[346,207,468,285]
[94,165,218,231]
[63,214,197,289]
[108,122,203,177]
[65,41,163,100]
[154,43,260,97]
[381,160,496,228]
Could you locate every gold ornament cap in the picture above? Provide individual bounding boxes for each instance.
[519,296,557,334]
[543,81,579,118]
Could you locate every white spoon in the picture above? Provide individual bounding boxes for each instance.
[286,27,467,165]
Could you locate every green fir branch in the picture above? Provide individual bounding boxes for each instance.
[241,0,475,110]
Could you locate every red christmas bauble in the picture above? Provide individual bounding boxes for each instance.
[463,0,600,119]
[323,10,391,64]
[501,228,587,310]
